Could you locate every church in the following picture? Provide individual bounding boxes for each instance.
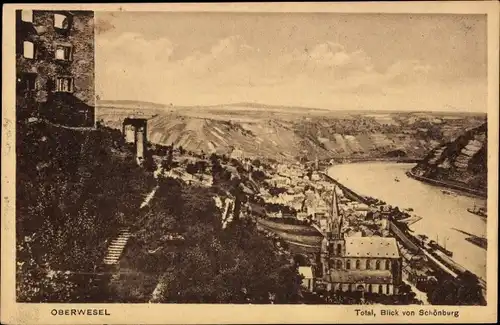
[320,187,402,295]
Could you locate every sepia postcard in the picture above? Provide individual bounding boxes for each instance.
[2,2,499,324]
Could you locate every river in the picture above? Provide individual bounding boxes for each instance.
[328,162,487,281]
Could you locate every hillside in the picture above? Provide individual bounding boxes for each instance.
[410,123,487,193]
[16,120,156,302]
[16,119,302,303]
[97,102,486,162]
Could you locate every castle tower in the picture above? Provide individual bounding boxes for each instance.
[122,117,148,163]
[124,124,135,143]
[136,126,145,159]
[16,10,96,127]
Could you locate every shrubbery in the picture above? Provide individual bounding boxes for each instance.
[16,121,154,302]
[130,177,302,303]
[17,122,303,303]
[427,271,485,306]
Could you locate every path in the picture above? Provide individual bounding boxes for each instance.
[140,185,159,209]
[149,272,172,303]
[103,228,131,266]
[103,185,159,266]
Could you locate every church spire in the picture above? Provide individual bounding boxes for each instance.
[330,186,343,239]
[331,185,339,219]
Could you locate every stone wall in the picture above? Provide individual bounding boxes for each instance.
[330,257,395,271]
[16,10,94,125]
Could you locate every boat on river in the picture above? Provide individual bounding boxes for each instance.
[467,205,487,218]
[441,189,457,196]
[465,236,487,250]
[428,237,453,257]
[329,162,487,281]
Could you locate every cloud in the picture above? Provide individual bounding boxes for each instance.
[175,35,256,77]
[281,42,374,79]
[385,59,434,84]
[210,35,248,56]
[307,42,373,72]
[96,33,175,102]
[99,32,174,65]
[96,33,486,111]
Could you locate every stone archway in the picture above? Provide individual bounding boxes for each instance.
[122,117,148,160]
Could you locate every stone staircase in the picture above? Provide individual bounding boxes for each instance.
[103,228,131,266]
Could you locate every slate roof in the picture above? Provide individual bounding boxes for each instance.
[344,237,400,259]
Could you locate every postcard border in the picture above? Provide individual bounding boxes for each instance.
[2,2,499,324]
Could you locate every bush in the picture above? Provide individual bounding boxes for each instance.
[134,180,302,304]
[16,122,154,302]
[251,170,267,182]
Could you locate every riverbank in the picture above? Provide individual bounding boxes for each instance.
[319,171,370,204]
[327,162,486,281]
[324,157,422,165]
[406,169,487,199]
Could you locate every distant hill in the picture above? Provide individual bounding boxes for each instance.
[97,99,487,116]
[97,102,486,162]
[227,102,329,112]
[97,99,168,110]
[410,123,487,193]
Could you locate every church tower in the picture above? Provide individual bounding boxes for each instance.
[320,236,330,277]
[329,186,345,256]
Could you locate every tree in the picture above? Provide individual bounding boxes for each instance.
[16,123,154,302]
[269,186,287,197]
[428,271,484,306]
[293,254,309,266]
[162,146,174,171]
[146,187,302,304]
[17,236,77,302]
[195,160,207,174]
[232,185,245,222]
[251,170,267,182]
[143,152,156,172]
[455,271,484,305]
[186,163,198,175]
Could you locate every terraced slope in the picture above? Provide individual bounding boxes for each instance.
[97,101,485,162]
[410,123,487,192]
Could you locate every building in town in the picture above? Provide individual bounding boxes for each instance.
[320,187,403,295]
[298,266,315,292]
[16,10,95,127]
[230,147,244,160]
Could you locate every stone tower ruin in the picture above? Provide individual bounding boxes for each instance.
[122,117,148,164]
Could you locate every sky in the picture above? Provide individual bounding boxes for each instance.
[95,12,487,112]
